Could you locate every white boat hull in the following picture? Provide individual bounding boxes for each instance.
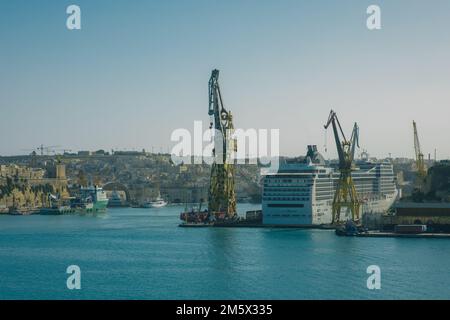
[143,201,168,208]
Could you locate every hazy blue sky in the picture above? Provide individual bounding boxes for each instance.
[1,0,449,159]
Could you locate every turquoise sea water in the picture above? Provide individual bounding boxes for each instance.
[0,204,449,300]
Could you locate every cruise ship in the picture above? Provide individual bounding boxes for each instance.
[262,145,398,225]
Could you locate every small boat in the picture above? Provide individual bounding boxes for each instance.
[0,205,9,214]
[107,190,123,207]
[335,220,367,236]
[39,205,74,215]
[8,207,39,216]
[143,193,167,208]
[179,199,211,225]
[180,209,210,224]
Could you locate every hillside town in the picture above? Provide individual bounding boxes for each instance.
[1,148,449,216]
[0,150,262,213]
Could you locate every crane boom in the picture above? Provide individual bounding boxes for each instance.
[413,121,426,184]
[349,123,360,163]
[324,111,359,169]
[324,110,346,164]
[208,69,225,133]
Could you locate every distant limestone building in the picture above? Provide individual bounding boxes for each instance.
[0,164,46,182]
[56,162,66,180]
[0,160,70,210]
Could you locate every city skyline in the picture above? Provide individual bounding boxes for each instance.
[1,0,450,159]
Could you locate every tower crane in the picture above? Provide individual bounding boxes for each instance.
[55,148,73,155]
[207,69,237,219]
[37,144,61,156]
[413,121,426,187]
[324,110,360,224]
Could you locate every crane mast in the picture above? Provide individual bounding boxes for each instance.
[207,69,237,219]
[324,110,360,224]
[413,121,426,186]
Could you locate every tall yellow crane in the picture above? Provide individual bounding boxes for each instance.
[324,110,360,224]
[207,69,237,219]
[413,121,427,186]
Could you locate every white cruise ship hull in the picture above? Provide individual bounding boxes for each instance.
[262,148,399,226]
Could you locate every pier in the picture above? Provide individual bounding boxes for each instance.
[346,231,450,239]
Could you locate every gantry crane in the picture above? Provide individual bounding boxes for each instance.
[324,110,360,224]
[413,121,427,187]
[207,69,237,219]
